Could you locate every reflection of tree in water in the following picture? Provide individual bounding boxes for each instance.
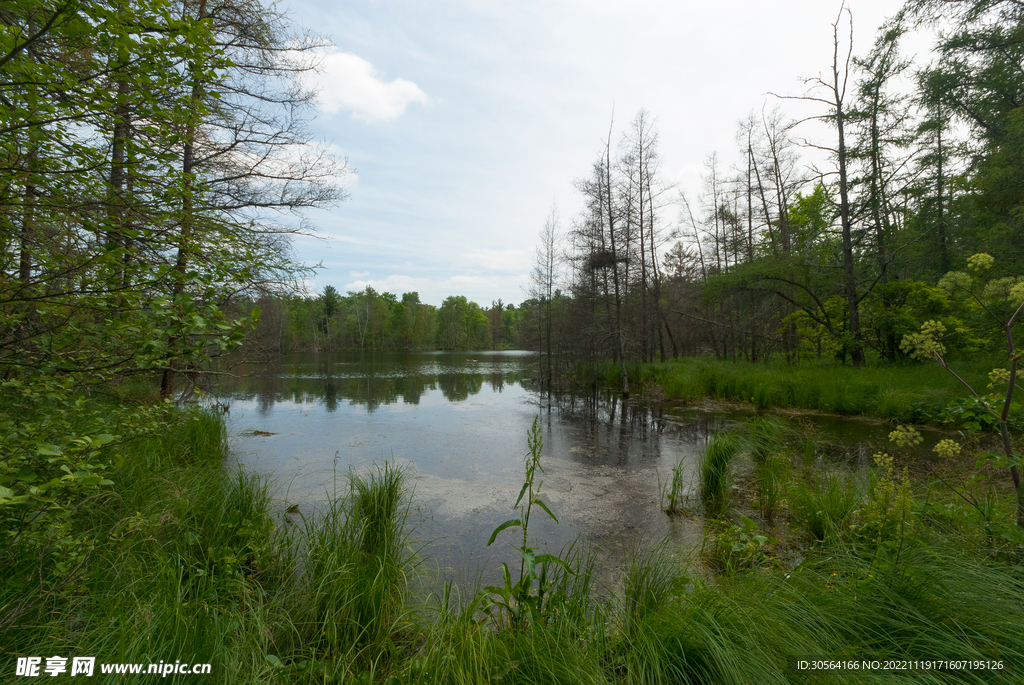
[437,373,484,402]
[215,352,535,413]
[394,376,426,405]
[256,372,279,414]
[548,393,731,469]
[324,382,337,412]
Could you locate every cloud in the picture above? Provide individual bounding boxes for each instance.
[441,275,496,290]
[340,272,530,307]
[344,274,423,294]
[349,270,370,278]
[314,51,429,122]
[461,248,529,272]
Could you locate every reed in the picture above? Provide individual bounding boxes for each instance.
[652,355,998,426]
[698,432,741,517]
[789,472,862,541]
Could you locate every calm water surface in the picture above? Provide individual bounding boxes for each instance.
[213,350,906,576]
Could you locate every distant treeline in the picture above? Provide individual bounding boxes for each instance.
[243,286,546,352]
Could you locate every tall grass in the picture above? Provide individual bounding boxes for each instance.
[651,355,999,425]
[56,409,287,684]
[698,433,741,516]
[747,416,791,465]
[789,473,862,541]
[661,456,688,514]
[295,462,414,669]
[754,453,791,526]
[624,540,1024,684]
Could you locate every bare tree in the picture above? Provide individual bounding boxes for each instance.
[530,206,562,391]
[774,4,864,365]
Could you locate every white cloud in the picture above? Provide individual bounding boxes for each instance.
[441,275,495,290]
[461,248,529,272]
[344,274,424,294]
[314,51,428,122]
[349,270,370,278]
[340,272,530,307]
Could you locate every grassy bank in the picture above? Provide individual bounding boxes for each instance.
[5,406,1024,683]
[593,356,1019,427]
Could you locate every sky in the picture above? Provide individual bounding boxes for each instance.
[281,0,929,307]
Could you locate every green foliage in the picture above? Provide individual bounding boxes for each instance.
[855,453,916,562]
[248,289,528,352]
[9,403,1024,684]
[296,462,413,667]
[698,432,741,517]
[653,355,1004,427]
[789,473,862,542]
[703,515,776,575]
[898,253,1024,527]
[754,451,791,526]
[483,417,571,629]
[436,295,493,351]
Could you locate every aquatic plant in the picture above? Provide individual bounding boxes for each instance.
[754,451,791,526]
[483,417,571,629]
[698,432,741,517]
[661,455,688,515]
[747,415,793,464]
[789,472,861,541]
[703,515,775,575]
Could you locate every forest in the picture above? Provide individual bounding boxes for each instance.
[3,0,1024,682]
[250,288,526,353]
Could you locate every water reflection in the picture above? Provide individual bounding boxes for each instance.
[212,351,531,414]
[217,351,727,580]
[215,351,904,583]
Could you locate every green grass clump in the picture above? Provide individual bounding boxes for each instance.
[754,452,791,526]
[698,432,741,517]
[747,416,792,465]
[789,473,862,541]
[296,462,413,667]
[662,456,688,514]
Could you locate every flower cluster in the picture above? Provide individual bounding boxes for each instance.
[889,424,923,449]
[899,320,947,361]
[988,367,1011,391]
[933,439,960,460]
[966,252,994,271]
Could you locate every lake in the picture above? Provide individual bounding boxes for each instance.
[213,350,906,578]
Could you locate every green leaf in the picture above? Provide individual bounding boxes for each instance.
[265,655,284,669]
[514,481,529,508]
[533,498,559,524]
[501,562,512,593]
[487,519,522,546]
[523,548,536,578]
[534,554,574,574]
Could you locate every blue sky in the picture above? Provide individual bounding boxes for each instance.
[285,0,918,307]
